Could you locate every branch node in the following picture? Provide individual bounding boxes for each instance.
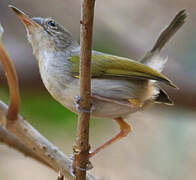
[73,144,91,155]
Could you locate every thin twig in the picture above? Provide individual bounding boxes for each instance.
[73,0,96,179]
[0,24,20,121]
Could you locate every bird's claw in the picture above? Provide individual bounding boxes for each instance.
[74,95,95,113]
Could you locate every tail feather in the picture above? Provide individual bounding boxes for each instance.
[140,10,187,105]
[140,10,187,72]
[151,9,187,53]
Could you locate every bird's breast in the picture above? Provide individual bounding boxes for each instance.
[37,50,78,106]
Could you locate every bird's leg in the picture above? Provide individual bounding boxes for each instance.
[89,117,131,158]
[74,95,95,113]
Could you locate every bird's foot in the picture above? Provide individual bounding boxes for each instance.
[74,95,95,113]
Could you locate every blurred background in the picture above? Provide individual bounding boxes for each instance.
[0,0,196,179]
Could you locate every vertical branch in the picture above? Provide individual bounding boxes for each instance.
[73,0,95,179]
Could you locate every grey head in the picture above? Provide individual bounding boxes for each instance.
[31,17,79,51]
[9,6,79,53]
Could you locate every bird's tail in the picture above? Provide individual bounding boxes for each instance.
[140,9,187,72]
[140,10,187,105]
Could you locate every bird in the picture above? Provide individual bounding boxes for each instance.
[9,5,186,158]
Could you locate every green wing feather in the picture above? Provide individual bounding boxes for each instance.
[69,52,177,88]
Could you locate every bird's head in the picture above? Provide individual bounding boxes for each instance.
[9,5,78,53]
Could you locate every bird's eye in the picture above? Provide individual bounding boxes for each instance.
[48,20,56,27]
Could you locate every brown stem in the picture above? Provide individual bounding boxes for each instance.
[0,43,20,121]
[73,0,96,179]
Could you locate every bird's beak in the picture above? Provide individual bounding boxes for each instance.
[9,5,42,30]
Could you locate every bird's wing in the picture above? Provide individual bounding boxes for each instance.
[69,52,177,88]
